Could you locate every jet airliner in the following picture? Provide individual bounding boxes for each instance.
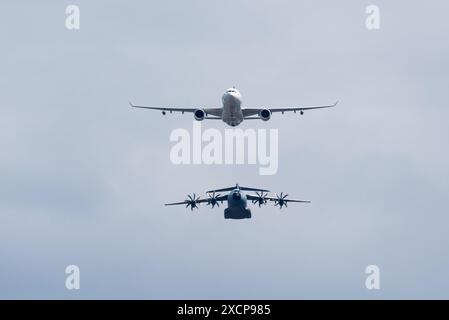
[130,87,337,127]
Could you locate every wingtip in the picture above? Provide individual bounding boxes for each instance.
[333,100,339,107]
[128,101,134,108]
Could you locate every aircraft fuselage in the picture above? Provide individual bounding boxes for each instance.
[221,88,243,127]
[224,188,251,219]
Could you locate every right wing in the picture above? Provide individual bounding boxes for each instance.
[165,194,227,206]
[165,198,210,206]
[129,102,223,117]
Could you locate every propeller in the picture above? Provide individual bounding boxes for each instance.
[252,191,268,207]
[185,193,200,211]
[207,191,221,208]
[274,192,289,209]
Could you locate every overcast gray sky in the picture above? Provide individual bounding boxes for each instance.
[1,1,449,299]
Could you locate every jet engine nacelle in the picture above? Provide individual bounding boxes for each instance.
[194,109,205,121]
[259,109,271,121]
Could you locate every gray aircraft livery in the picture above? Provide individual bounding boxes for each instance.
[130,87,337,127]
[165,184,310,219]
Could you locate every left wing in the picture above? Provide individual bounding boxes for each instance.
[265,197,311,203]
[246,194,310,203]
[242,101,338,117]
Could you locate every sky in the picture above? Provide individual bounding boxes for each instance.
[0,1,449,299]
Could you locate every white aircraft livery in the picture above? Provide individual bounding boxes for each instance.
[130,87,337,127]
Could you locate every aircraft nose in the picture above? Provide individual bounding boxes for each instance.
[226,91,240,100]
[225,92,235,99]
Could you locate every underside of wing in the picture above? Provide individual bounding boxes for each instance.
[213,195,228,202]
[204,108,223,117]
[165,198,209,206]
[165,201,190,206]
[130,102,197,113]
[269,101,338,113]
[242,101,338,116]
[130,102,222,117]
[245,194,262,202]
[265,196,311,203]
[242,109,261,117]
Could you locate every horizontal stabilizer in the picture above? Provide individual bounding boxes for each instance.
[207,184,270,193]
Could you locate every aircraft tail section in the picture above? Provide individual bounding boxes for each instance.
[207,184,270,193]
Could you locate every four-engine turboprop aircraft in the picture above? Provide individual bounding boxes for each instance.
[165,184,310,219]
[130,87,337,127]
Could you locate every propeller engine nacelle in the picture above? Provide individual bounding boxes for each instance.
[194,109,205,121]
[274,192,289,209]
[207,192,222,208]
[259,109,271,121]
[252,192,268,207]
[185,194,200,211]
